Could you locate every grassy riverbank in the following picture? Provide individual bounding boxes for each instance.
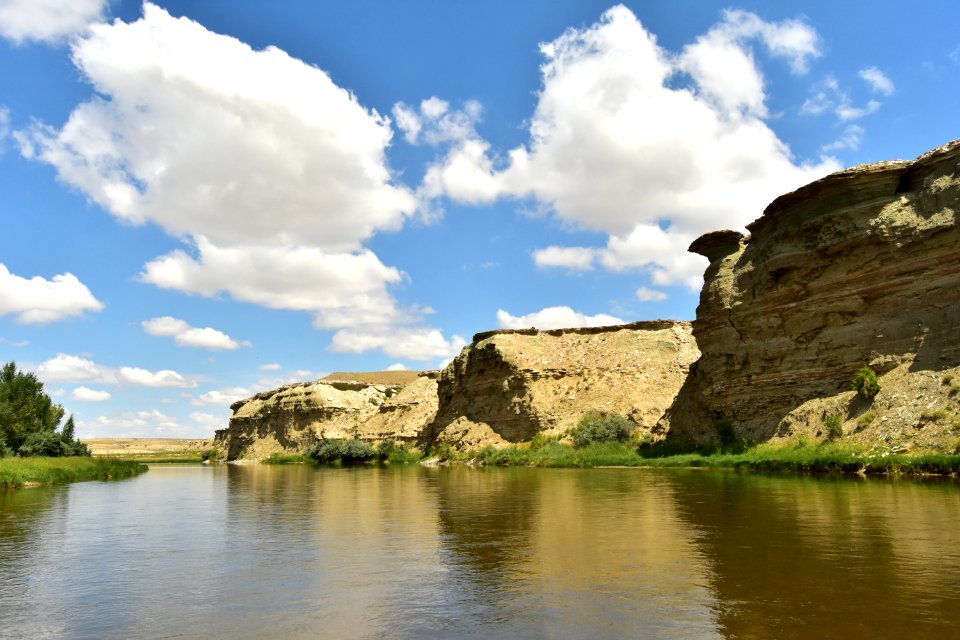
[0,457,148,489]
[472,440,960,476]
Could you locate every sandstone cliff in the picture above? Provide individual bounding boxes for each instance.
[221,371,437,460]
[423,321,699,449]
[662,139,960,452]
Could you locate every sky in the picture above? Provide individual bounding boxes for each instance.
[0,1,958,439]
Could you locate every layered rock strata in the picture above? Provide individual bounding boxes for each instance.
[424,321,699,449]
[222,371,437,460]
[662,139,960,446]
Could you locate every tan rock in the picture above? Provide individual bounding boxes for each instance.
[423,321,699,449]
[662,138,960,447]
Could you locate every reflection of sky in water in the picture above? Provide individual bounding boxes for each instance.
[1,466,959,639]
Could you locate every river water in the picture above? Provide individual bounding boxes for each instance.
[1,465,959,639]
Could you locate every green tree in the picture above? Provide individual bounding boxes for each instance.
[0,361,89,456]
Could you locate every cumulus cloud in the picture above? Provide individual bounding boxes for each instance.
[532,246,597,271]
[0,263,103,323]
[802,75,882,122]
[118,366,195,388]
[36,353,195,388]
[386,363,408,371]
[84,409,197,438]
[191,387,252,407]
[393,97,483,146]
[635,287,667,302]
[330,328,467,361]
[497,306,624,330]
[142,316,248,350]
[189,412,224,429]
[14,4,460,361]
[415,6,838,289]
[859,67,895,95]
[71,386,111,401]
[0,0,107,44]
[259,363,282,371]
[821,124,865,153]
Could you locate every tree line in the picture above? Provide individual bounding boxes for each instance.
[0,361,89,457]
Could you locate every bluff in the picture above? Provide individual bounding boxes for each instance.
[219,371,438,460]
[661,139,960,452]
[219,321,698,458]
[423,321,699,449]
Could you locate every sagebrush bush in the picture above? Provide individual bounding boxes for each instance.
[569,411,635,447]
[824,413,843,440]
[308,439,376,464]
[852,366,880,400]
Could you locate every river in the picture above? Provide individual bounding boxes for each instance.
[1,464,959,639]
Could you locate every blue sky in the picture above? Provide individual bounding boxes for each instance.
[0,1,957,438]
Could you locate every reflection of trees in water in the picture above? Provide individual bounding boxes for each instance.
[670,472,960,640]
[0,486,65,584]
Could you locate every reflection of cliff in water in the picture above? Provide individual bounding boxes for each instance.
[670,472,960,640]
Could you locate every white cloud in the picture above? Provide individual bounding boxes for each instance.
[821,124,865,153]
[331,328,467,361]
[635,287,668,302]
[189,412,224,429]
[416,6,838,288]
[497,306,624,330]
[83,409,196,438]
[14,3,459,359]
[0,0,107,44]
[532,246,597,271]
[140,239,405,329]
[0,263,103,323]
[117,366,196,388]
[386,363,408,371]
[802,75,882,122]
[37,354,113,384]
[192,387,252,407]
[393,97,483,146]
[259,363,282,371]
[859,67,895,95]
[36,353,195,388]
[142,315,247,350]
[71,386,111,401]
[0,336,28,347]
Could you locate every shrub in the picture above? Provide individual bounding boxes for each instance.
[201,448,224,462]
[530,432,560,449]
[852,366,880,400]
[824,413,844,440]
[307,439,377,464]
[569,411,635,447]
[856,411,877,429]
[714,420,737,447]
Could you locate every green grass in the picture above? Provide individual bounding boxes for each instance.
[263,453,309,464]
[0,457,148,489]
[468,440,960,476]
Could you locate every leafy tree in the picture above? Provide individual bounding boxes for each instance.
[852,366,880,400]
[0,361,89,456]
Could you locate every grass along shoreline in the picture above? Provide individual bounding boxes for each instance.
[260,437,960,477]
[0,457,148,489]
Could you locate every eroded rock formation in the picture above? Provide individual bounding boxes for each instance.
[662,139,960,449]
[221,371,437,460]
[424,321,699,449]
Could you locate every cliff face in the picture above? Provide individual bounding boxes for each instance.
[663,139,960,448]
[222,371,437,460]
[424,321,699,449]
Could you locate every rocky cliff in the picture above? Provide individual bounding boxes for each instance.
[220,371,437,460]
[220,321,698,458]
[662,139,960,451]
[424,321,699,449]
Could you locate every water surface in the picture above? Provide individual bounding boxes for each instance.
[1,465,958,639]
